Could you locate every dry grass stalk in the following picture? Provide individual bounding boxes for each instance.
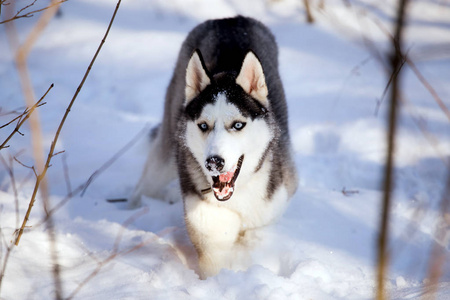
[406,59,450,122]
[376,1,410,300]
[13,0,122,294]
[4,2,65,297]
[37,125,146,227]
[4,0,122,298]
[4,0,63,181]
[14,0,121,245]
[0,154,20,295]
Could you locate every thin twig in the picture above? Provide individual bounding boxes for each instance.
[375,56,407,116]
[61,153,72,196]
[0,154,20,295]
[0,84,52,151]
[1,114,23,130]
[0,154,20,228]
[0,228,13,297]
[38,126,146,226]
[359,3,450,124]
[0,107,24,118]
[80,127,146,197]
[406,58,450,122]
[11,0,38,18]
[376,1,409,300]
[13,156,37,177]
[0,0,67,24]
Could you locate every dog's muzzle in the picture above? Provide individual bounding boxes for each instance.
[205,155,225,174]
[203,155,244,201]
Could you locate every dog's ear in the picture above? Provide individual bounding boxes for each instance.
[185,50,211,105]
[236,51,268,106]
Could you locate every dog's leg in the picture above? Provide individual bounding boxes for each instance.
[184,195,241,279]
[128,130,178,208]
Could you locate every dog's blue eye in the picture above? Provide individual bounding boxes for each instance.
[198,123,209,132]
[232,122,246,131]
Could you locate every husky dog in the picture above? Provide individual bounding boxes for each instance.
[130,16,298,278]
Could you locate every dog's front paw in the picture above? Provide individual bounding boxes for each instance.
[198,253,225,279]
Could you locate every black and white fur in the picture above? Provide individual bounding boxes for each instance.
[130,16,298,278]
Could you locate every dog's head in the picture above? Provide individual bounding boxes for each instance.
[183,50,274,201]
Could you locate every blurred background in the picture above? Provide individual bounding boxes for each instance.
[0,0,449,299]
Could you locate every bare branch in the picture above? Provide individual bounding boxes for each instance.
[0,84,52,151]
[0,0,67,24]
[376,1,410,300]
[15,0,123,247]
[4,1,75,299]
[4,8,64,284]
[375,54,407,116]
[52,150,65,158]
[8,0,38,21]
[361,5,450,125]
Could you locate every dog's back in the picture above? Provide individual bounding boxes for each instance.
[180,16,279,77]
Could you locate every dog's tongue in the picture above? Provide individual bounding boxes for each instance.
[211,166,238,200]
[211,165,239,201]
[219,170,234,183]
[218,165,237,184]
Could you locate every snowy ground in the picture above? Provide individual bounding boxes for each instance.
[0,0,449,299]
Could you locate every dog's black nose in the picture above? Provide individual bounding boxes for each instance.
[205,155,225,172]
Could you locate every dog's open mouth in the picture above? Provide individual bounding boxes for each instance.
[211,155,244,201]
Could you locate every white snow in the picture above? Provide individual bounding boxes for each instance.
[0,0,449,299]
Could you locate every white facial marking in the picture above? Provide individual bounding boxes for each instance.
[185,92,273,184]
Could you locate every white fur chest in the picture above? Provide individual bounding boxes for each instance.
[196,159,289,231]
